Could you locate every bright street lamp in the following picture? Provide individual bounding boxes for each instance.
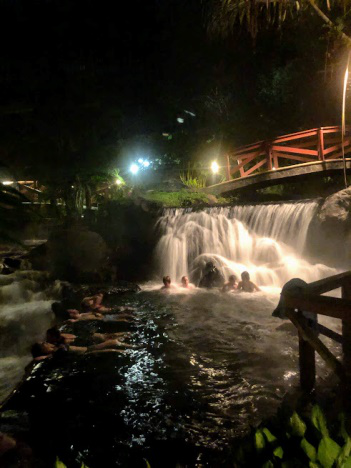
[130,164,139,175]
[211,161,219,174]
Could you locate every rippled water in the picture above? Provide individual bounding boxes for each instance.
[4,285,340,467]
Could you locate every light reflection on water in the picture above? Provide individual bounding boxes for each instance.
[115,284,341,450]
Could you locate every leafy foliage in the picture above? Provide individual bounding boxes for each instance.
[180,165,207,189]
[233,405,351,467]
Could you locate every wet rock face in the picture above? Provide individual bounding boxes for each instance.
[318,187,351,225]
[43,227,109,282]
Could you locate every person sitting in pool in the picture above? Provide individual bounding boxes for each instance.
[81,293,111,313]
[237,271,260,292]
[180,276,194,289]
[46,327,77,345]
[161,275,176,290]
[222,274,238,293]
[199,262,224,289]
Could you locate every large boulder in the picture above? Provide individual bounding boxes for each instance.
[46,227,109,282]
[318,187,351,225]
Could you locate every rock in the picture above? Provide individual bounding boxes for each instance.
[46,227,108,281]
[318,187,351,225]
[206,194,219,206]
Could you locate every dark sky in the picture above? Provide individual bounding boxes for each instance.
[0,0,342,176]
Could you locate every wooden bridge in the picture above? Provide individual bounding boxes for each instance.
[204,126,351,195]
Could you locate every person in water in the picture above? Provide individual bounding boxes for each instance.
[199,262,224,289]
[180,276,194,289]
[222,274,238,293]
[81,293,111,313]
[161,275,176,290]
[46,327,76,345]
[31,338,129,360]
[238,271,260,292]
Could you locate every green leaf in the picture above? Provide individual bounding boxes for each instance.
[290,411,307,437]
[301,438,317,462]
[273,446,284,459]
[343,456,351,467]
[144,460,151,468]
[55,458,67,468]
[309,463,320,468]
[312,406,329,438]
[262,461,274,468]
[81,464,90,468]
[262,427,277,443]
[336,437,351,467]
[339,414,350,443]
[317,437,341,468]
[255,429,266,452]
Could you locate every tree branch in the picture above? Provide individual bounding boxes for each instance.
[306,0,351,47]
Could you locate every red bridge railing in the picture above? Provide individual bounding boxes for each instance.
[225,126,351,181]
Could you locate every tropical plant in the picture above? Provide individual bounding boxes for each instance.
[180,164,207,189]
[233,405,351,467]
[204,0,351,46]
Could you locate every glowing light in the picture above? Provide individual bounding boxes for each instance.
[177,117,184,124]
[143,160,150,167]
[130,164,139,174]
[272,166,276,171]
[2,181,13,185]
[138,158,143,164]
[116,179,122,185]
[211,161,219,174]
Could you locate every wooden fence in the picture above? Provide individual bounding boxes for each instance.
[279,271,351,394]
[225,126,351,181]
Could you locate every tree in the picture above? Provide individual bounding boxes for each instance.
[205,0,351,47]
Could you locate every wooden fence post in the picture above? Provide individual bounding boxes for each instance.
[225,154,231,181]
[297,310,316,393]
[265,143,272,171]
[342,278,351,397]
[317,128,325,162]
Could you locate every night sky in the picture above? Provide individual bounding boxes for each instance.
[0,0,344,177]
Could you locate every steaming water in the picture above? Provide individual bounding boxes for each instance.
[155,201,337,288]
[0,271,61,402]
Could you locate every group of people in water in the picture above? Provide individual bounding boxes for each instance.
[161,261,260,293]
[30,293,136,362]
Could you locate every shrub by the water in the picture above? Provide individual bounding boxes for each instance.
[233,405,351,467]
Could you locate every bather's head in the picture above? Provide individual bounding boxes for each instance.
[229,274,237,285]
[31,341,56,358]
[181,276,189,288]
[163,276,171,288]
[241,271,250,281]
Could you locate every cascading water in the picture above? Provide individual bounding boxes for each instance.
[155,201,337,288]
[0,270,61,401]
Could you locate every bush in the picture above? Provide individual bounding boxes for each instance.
[233,405,351,468]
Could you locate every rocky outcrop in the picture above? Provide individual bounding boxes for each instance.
[318,187,351,226]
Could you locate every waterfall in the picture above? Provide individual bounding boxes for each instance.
[155,201,337,288]
[0,270,61,401]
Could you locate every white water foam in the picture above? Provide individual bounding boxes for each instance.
[155,202,337,288]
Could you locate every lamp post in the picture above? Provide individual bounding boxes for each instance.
[342,51,350,189]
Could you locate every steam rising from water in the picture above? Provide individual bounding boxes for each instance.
[155,202,337,287]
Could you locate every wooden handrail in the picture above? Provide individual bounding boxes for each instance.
[225,126,351,181]
[279,271,351,396]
